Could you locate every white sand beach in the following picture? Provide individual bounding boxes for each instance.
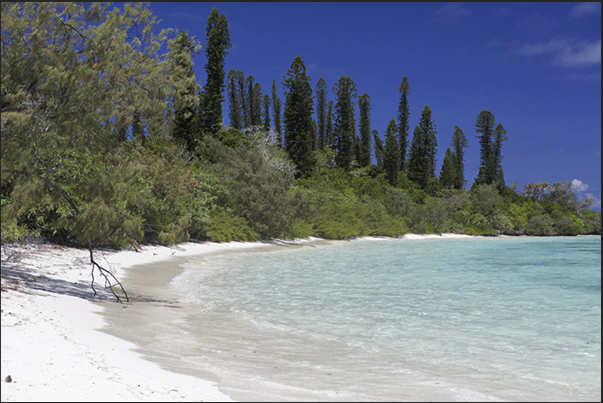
[1,234,474,402]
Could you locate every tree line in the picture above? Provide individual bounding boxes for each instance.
[2,2,600,256]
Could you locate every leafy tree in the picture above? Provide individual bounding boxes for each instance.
[262,94,271,132]
[439,147,457,189]
[383,119,400,186]
[333,76,357,171]
[226,69,242,129]
[358,93,372,167]
[0,2,216,300]
[373,130,384,168]
[282,56,315,177]
[271,79,283,147]
[492,123,507,186]
[397,77,411,171]
[198,7,231,136]
[169,30,201,151]
[450,126,468,189]
[315,78,329,150]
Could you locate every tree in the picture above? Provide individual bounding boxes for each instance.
[474,110,496,186]
[238,70,249,128]
[226,69,242,129]
[383,119,400,186]
[251,80,263,127]
[492,123,507,186]
[373,130,384,168]
[450,126,468,189]
[407,106,438,189]
[1,2,202,301]
[397,77,411,171]
[169,30,201,151]
[326,100,334,148]
[282,56,315,177]
[262,94,271,132]
[315,78,329,150]
[271,79,282,146]
[439,147,457,189]
[333,76,357,171]
[198,7,231,136]
[358,93,372,167]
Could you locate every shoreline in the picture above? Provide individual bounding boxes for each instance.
[2,234,599,401]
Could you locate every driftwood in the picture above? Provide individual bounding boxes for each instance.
[88,240,128,303]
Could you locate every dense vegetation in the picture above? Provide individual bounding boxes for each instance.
[2,3,600,250]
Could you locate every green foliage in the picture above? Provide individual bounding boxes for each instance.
[358,93,372,167]
[198,7,231,136]
[397,77,411,171]
[283,56,315,177]
[205,210,259,242]
[333,76,357,171]
[383,119,400,186]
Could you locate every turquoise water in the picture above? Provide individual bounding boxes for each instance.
[169,236,600,401]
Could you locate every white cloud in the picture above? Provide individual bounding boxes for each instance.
[586,194,602,209]
[571,2,601,18]
[518,38,601,67]
[571,179,589,192]
[434,3,471,22]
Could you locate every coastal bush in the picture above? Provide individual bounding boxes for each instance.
[205,210,260,242]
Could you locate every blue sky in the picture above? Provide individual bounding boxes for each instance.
[147,2,601,209]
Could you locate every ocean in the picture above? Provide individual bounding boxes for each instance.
[104,236,601,401]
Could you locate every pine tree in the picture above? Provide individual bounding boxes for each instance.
[198,7,231,136]
[282,56,315,177]
[450,126,468,189]
[383,119,400,186]
[474,110,498,186]
[420,105,438,180]
[397,76,411,171]
[326,100,334,148]
[237,70,249,128]
[226,68,242,129]
[169,30,201,151]
[251,81,263,126]
[407,128,424,188]
[271,79,282,146]
[358,93,372,167]
[262,94,271,132]
[439,147,457,189]
[373,130,384,168]
[493,123,508,186]
[333,76,357,171]
[315,78,329,150]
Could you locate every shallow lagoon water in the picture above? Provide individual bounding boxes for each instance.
[104,236,601,401]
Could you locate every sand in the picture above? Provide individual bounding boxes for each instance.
[0,234,472,402]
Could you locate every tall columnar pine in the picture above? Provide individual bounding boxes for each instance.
[198,7,231,136]
[408,105,438,189]
[373,130,384,168]
[282,56,315,178]
[251,81,263,126]
[169,30,201,151]
[333,76,357,171]
[439,147,458,189]
[245,76,257,126]
[474,110,506,187]
[450,126,468,189]
[358,93,372,167]
[315,78,329,150]
[226,69,242,130]
[326,100,334,148]
[492,123,508,186]
[383,119,400,186]
[262,94,271,132]
[271,79,282,146]
[237,70,249,128]
[397,76,411,171]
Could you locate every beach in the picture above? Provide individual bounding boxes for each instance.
[0,235,460,402]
